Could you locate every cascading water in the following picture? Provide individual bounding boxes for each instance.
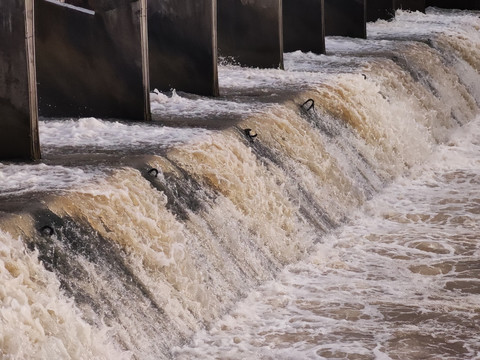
[1,8,479,360]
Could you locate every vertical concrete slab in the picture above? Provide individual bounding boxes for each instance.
[217,0,283,69]
[0,0,41,160]
[148,0,219,96]
[283,0,325,54]
[425,0,480,9]
[63,0,91,7]
[35,0,151,121]
[324,0,366,39]
[395,0,425,12]
[367,0,395,21]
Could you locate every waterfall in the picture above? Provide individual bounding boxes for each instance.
[1,9,479,360]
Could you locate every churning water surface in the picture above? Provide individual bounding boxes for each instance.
[1,7,480,360]
[174,117,480,359]
[174,9,480,360]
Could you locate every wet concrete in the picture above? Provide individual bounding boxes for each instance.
[395,0,426,12]
[217,0,284,69]
[0,0,40,160]
[367,0,395,21]
[35,0,150,121]
[426,0,480,9]
[324,0,367,38]
[283,0,325,54]
[148,0,219,96]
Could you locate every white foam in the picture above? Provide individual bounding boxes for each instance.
[219,63,332,91]
[0,163,100,196]
[368,8,480,40]
[416,116,480,174]
[175,116,480,360]
[39,117,212,150]
[151,89,261,117]
[0,230,129,359]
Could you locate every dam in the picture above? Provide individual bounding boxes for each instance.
[1,3,480,360]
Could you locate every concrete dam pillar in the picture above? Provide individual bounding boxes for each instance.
[217,0,283,69]
[35,0,151,121]
[324,0,366,39]
[0,0,41,160]
[425,0,480,10]
[148,0,219,96]
[283,0,325,54]
[62,0,90,6]
[395,0,426,12]
[367,0,395,21]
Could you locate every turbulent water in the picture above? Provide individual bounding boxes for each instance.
[1,7,480,360]
[175,117,480,359]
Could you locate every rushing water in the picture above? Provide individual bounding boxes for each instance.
[0,7,479,360]
[174,117,480,360]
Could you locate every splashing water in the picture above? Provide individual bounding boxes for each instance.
[1,7,480,360]
[174,116,480,360]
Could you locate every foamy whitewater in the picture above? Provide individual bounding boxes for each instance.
[174,116,480,360]
[1,7,479,360]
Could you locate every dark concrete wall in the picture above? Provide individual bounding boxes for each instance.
[148,0,219,96]
[218,0,283,69]
[324,0,366,38]
[36,0,151,121]
[283,0,325,54]
[367,0,395,21]
[63,0,141,12]
[426,0,480,9]
[0,0,41,160]
[64,0,91,7]
[395,0,425,11]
